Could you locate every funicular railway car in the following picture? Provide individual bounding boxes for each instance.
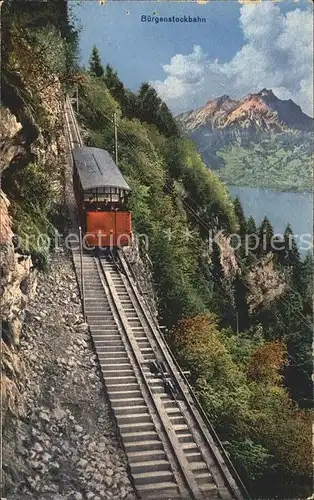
[73,146,132,247]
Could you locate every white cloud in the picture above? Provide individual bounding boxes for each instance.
[152,4,313,116]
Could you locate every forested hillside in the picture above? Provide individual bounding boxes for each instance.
[75,47,313,498]
[1,0,78,267]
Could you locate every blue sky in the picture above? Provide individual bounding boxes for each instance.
[71,1,313,115]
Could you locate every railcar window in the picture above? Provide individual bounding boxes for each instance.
[98,195,110,202]
[82,186,128,204]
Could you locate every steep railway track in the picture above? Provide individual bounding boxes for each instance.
[64,96,248,500]
[65,94,83,148]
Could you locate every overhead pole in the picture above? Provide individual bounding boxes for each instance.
[113,112,118,166]
[79,226,86,321]
[76,85,79,113]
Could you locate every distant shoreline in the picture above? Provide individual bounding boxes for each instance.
[226,184,312,194]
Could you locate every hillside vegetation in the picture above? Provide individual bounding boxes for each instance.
[216,135,312,191]
[75,48,313,498]
[1,0,78,267]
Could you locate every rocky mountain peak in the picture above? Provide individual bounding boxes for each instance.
[258,88,276,99]
[178,89,313,133]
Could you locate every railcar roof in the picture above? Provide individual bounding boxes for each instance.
[73,146,130,191]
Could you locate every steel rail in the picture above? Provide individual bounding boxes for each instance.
[119,250,251,499]
[102,251,239,499]
[117,249,249,500]
[65,94,83,147]
[97,255,204,499]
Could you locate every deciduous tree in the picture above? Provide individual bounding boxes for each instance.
[247,340,287,385]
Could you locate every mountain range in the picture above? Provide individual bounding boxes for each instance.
[177,89,313,191]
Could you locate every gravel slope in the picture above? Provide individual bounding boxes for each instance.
[2,245,136,500]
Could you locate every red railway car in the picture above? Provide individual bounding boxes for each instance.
[72,146,132,248]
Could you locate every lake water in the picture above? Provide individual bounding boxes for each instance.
[228,186,313,257]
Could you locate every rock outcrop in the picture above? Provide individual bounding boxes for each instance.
[0,31,67,418]
[0,107,37,416]
[2,247,135,500]
[178,88,313,134]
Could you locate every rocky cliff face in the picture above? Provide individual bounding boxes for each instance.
[0,191,35,346]
[2,249,135,499]
[0,107,34,343]
[0,106,34,416]
[0,33,67,418]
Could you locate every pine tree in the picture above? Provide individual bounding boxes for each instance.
[302,251,313,276]
[234,273,249,332]
[272,234,286,266]
[124,89,138,118]
[234,197,247,236]
[104,64,125,105]
[300,252,313,313]
[258,217,274,256]
[233,197,247,258]
[247,216,257,235]
[283,224,302,288]
[89,45,104,77]
[211,241,224,282]
[138,82,161,124]
[245,215,258,262]
[277,289,312,407]
[156,102,179,138]
[283,224,300,266]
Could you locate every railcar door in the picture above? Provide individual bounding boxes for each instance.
[115,212,132,247]
[85,211,115,247]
